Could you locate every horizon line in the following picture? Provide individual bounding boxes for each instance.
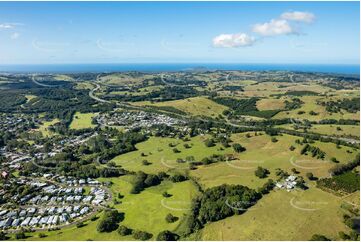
[0,62,359,66]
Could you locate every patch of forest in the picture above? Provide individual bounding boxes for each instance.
[212,97,281,118]
[320,98,360,114]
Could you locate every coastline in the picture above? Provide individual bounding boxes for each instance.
[0,63,359,75]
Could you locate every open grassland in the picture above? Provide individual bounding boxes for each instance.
[69,112,97,130]
[235,80,258,85]
[190,132,357,190]
[138,85,164,93]
[273,96,360,121]
[21,95,37,108]
[37,119,60,137]
[277,124,360,138]
[100,176,200,236]
[256,97,286,111]
[134,97,228,117]
[342,191,360,208]
[110,90,143,96]
[241,82,332,98]
[100,73,156,87]
[110,86,164,96]
[25,95,37,102]
[237,115,265,121]
[75,82,94,90]
[100,73,141,86]
[190,161,270,190]
[53,74,74,81]
[111,135,234,174]
[200,188,350,240]
[331,89,360,99]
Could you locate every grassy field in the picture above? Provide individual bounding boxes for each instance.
[111,135,234,174]
[332,89,360,99]
[241,82,332,98]
[190,161,270,190]
[28,176,199,241]
[112,132,357,189]
[236,80,258,85]
[100,73,156,87]
[190,132,357,190]
[256,97,286,111]
[69,112,97,130]
[25,95,37,102]
[37,119,60,137]
[102,176,200,236]
[200,188,350,240]
[100,73,141,86]
[277,124,360,138]
[53,74,74,81]
[342,191,360,208]
[138,85,164,93]
[75,82,94,90]
[109,86,163,96]
[309,124,360,138]
[134,97,228,117]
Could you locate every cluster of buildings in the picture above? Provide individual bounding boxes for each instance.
[0,173,109,231]
[275,175,298,192]
[14,176,108,207]
[0,114,34,134]
[51,175,101,186]
[95,111,184,129]
[0,131,97,173]
[0,205,91,230]
[0,150,31,170]
[30,132,97,159]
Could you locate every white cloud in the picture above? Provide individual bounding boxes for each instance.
[212,33,256,48]
[252,19,295,36]
[0,23,22,29]
[10,32,20,40]
[0,23,15,29]
[281,11,315,23]
[212,10,315,46]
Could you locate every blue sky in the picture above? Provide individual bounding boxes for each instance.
[0,1,359,64]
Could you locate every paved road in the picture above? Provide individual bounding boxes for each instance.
[88,79,149,111]
[88,83,111,104]
[32,75,60,87]
[159,73,181,87]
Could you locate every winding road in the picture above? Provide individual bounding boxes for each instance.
[88,83,111,104]
[32,75,61,88]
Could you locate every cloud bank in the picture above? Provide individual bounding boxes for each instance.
[212,33,256,48]
[252,19,295,36]
[212,11,315,48]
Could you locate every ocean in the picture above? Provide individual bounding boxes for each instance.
[0,63,359,76]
